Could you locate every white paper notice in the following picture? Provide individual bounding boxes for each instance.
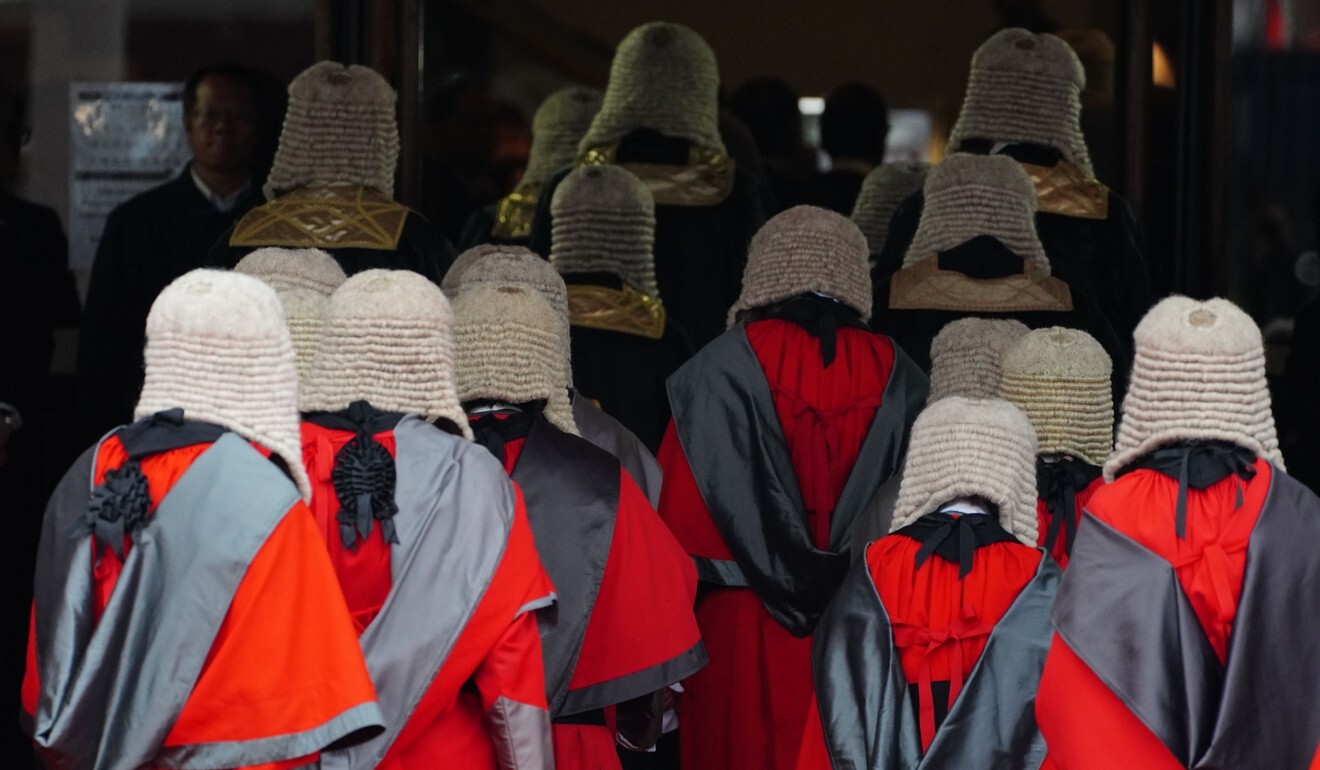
[68,81,190,269]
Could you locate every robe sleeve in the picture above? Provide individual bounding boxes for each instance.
[162,502,381,759]
[475,612,553,770]
[1036,634,1182,770]
[656,420,734,561]
[565,470,706,707]
[473,489,555,770]
[379,485,554,770]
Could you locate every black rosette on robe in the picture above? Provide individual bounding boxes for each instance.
[332,432,400,550]
[85,460,151,560]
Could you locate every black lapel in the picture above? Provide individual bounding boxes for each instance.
[511,417,620,715]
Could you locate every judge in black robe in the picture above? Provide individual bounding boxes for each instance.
[530,131,764,352]
[876,141,1150,346]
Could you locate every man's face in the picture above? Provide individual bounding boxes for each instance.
[185,76,259,175]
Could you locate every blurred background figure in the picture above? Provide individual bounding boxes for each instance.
[808,83,889,215]
[207,61,452,282]
[462,86,603,249]
[726,76,817,214]
[423,75,503,244]
[0,81,79,770]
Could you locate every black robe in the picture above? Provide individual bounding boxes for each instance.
[458,202,500,252]
[528,130,766,351]
[75,169,261,444]
[804,168,866,216]
[0,193,79,417]
[871,235,1130,399]
[564,273,693,453]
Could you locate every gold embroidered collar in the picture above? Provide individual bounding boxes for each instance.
[230,185,410,250]
[567,283,667,340]
[490,183,541,240]
[578,143,734,207]
[1020,161,1110,220]
[889,255,1073,313]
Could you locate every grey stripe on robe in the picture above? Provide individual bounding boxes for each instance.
[31,433,384,770]
[319,415,553,769]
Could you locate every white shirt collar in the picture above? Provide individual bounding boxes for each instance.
[937,497,991,517]
[190,166,251,213]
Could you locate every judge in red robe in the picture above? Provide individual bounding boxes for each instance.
[998,326,1114,568]
[658,206,927,770]
[22,270,383,770]
[1037,297,1320,769]
[294,268,556,769]
[796,396,1058,769]
[454,282,706,770]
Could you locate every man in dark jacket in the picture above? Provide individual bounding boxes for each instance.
[75,64,270,442]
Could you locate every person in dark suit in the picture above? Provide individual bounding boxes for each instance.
[75,64,272,442]
[1,83,80,770]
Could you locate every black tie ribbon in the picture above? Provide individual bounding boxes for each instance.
[765,294,869,367]
[85,460,152,560]
[85,410,228,561]
[1127,441,1258,539]
[1036,458,1103,558]
[470,409,537,463]
[899,511,1018,579]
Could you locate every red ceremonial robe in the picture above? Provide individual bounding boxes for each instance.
[22,417,381,770]
[300,407,556,770]
[1037,453,1320,769]
[476,412,704,770]
[659,319,898,770]
[795,514,1045,769]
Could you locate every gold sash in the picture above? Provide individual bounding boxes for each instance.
[230,185,410,250]
[1021,161,1110,220]
[490,184,540,240]
[889,255,1073,313]
[578,143,734,207]
[567,283,667,340]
